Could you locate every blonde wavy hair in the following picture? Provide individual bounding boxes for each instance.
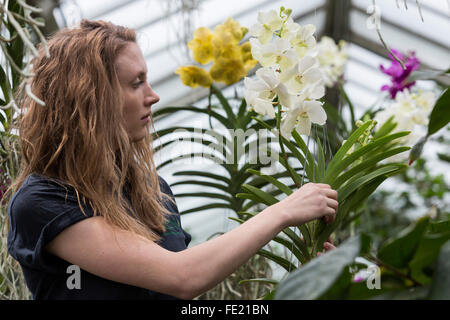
[8,20,173,242]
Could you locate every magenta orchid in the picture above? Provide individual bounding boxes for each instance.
[380,49,420,99]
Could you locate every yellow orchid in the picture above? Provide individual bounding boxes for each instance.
[178,17,255,87]
[175,66,212,88]
[213,17,248,44]
[209,57,247,86]
[187,27,214,65]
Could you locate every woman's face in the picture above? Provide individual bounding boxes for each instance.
[115,42,160,142]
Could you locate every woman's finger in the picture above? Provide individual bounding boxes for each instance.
[322,188,338,200]
[326,198,338,210]
[323,242,336,251]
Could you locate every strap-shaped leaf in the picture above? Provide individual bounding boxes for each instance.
[265,148,304,187]
[325,131,410,185]
[332,146,410,189]
[153,106,233,128]
[247,169,293,196]
[325,121,372,180]
[291,131,317,180]
[241,184,279,206]
[179,203,231,215]
[170,180,229,193]
[156,152,225,170]
[210,84,236,125]
[427,88,450,137]
[173,170,231,184]
[316,137,325,183]
[258,249,297,272]
[174,192,234,204]
[338,164,406,202]
[229,216,306,264]
[373,116,397,140]
[238,211,311,260]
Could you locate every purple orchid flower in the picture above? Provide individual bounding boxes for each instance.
[380,49,420,99]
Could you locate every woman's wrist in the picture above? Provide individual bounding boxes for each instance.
[260,203,291,233]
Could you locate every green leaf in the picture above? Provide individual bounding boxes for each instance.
[429,219,450,234]
[241,184,279,206]
[246,169,293,196]
[179,203,231,215]
[409,231,450,284]
[338,83,356,127]
[173,192,234,203]
[316,137,325,183]
[291,131,318,180]
[325,131,410,186]
[428,240,450,299]
[427,88,450,137]
[332,146,410,189]
[152,106,233,128]
[373,116,397,140]
[210,84,236,125]
[172,170,231,185]
[378,216,430,269]
[325,121,372,181]
[275,235,363,300]
[170,180,229,193]
[258,249,297,272]
[337,165,406,203]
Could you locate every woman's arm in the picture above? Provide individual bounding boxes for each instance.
[45,183,338,299]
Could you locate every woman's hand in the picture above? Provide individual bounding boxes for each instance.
[298,236,336,267]
[317,237,336,257]
[274,182,338,228]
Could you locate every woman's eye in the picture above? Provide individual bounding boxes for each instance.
[133,80,144,88]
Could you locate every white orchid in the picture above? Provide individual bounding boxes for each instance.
[412,90,435,114]
[374,88,436,162]
[281,99,327,137]
[250,37,298,71]
[244,89,276,118]
[245,7,327,138]
[244,67,292,117]
[316,36,348,87]
[280,55,324,95]
[249,10,283,44]
[289,24,317,58]
[280,16,301,40]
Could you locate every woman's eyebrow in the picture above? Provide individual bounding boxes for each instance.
[128,70,147,83]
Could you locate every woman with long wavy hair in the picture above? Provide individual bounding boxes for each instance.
[6,20,338,300]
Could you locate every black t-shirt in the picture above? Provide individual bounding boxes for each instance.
[7,173,191,300]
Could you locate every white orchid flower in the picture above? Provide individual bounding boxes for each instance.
[280,16,301,40]
[250,37,298,71]
[290,24,317,58]
[280,55,323,95]
[316,36,348,87]
[281,99,327,137]
[244,89,276,118]
[249,10,283,44]
[244,67,292,117]
[412,90,435,114]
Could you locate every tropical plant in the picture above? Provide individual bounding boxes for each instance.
[1,0,48,300]
[153,16,302,217]
[274,213,450,299]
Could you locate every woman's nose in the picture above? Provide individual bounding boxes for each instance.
[145,84,160,106]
